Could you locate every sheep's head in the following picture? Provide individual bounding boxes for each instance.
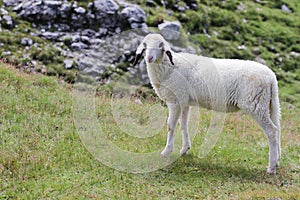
[133,34,174,66]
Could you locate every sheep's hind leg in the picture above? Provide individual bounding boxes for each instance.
[251,112,279,174]
[180,106,191,155]
[161,103,181,157]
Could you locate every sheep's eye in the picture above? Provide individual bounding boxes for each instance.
[159,42,163,48]
[143,43,147,48]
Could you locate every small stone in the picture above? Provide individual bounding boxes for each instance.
[255,56,267,65]
[212,31,219,36]
[56,24,70,32]
[74,7,86,14]
[64,59,74,69]
[21,37,33,46]
[129,22,147,29]
[98,28,108,36]
[158,21,181,40]
[2,51,12,56]
[204,33,211,38]
[80,36,91,44]
[0,8,9,15]
[81,29,96,37]
[88,2,93,9]
[44,1,62,7]
[72,1,78,8]
[2,15,13,28]
[41,32,60,40]
[31,60,37,67]
[177,6,186,12]
[190,3,197,10]
[115,27,121,33]
[237,44,247,50]
[90,38,103,45]
[71,42,88,51]
[290,51,300,58]
[276,57,283,63]
[281,4,292,13]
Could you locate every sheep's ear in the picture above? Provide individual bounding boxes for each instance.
[132,49,145,66]
[132,43,146,66]
[166,50,174,65]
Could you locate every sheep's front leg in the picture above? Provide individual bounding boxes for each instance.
[161,103,181,157]
[180,106,191,155]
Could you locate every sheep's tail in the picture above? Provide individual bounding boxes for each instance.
[270,79,281,160]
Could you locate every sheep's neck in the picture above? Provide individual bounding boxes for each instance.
[147,60,173,89]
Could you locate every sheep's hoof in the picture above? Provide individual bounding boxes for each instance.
[267,166,276,175]
[180,147,190,156]
[161,148,172,157]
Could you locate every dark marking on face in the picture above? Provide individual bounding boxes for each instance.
[132,48,145,66]
[166,50,174,65]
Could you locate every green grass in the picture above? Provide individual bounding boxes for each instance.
[1,62,300,199]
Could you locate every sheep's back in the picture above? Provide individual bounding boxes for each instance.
[169,54,277,110]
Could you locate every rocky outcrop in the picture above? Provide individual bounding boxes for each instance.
[1,0,191,84]
[10,0,147,33]
[158,21,181,40]
[1,0,149,81]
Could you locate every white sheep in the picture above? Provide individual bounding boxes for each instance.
[133,33,281,174]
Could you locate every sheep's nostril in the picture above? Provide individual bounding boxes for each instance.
[148,56,154,63]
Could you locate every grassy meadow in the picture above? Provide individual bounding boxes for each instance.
[0,62,299,199]
[1,0,300,198]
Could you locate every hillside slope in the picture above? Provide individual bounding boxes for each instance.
[0,0,299,88]
[0,62,300,199]
[1,0,300,199]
